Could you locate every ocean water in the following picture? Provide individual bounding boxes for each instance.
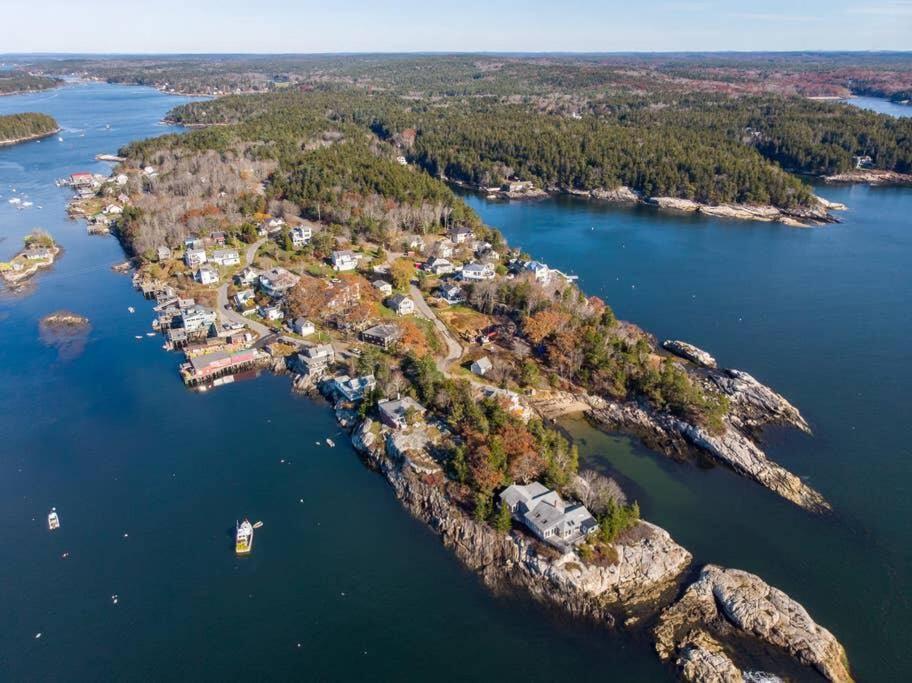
[462,157,912,681]
[0,84,665,681]
[2,82,909,681]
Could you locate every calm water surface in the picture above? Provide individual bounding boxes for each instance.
[0,84,665,681]
[463,162,912,681]
[2,82,909,681]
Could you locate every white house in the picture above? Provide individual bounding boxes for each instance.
[500,482,598,547]
[425,257,455,276]
[195,265,219,285]
[372,279,393,296]
[233,289,255,308]
[331,250,358,272]
[449,225,473,244]
[461,262,495,281]
[103,204,122,215]
[292,318,315,336]
[258,304,284,322]
[434,239,455,259]
[291,225,313,248]
[332,374,377,402]
[184,248,207,267]
[386,294,415,316]
[234,266,261,287]
[471,357,493,377]
[259,267,300,298]
[259,217,285,236]
[211,248,240,267]
[525,260,552,285]
[180,305,217,334]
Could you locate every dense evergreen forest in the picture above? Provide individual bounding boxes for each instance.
[0,113,59,143]
[152,86,912,209]
[0,72,61,95]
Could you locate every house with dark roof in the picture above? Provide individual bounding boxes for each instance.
[499,482,598,547]
[361,323,401,349]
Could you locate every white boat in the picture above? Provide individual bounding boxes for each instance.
[326,438,336,448]
[236,519,253,555]
[128,307,135,313]
[134,335,142,340]
[48,508,60,531]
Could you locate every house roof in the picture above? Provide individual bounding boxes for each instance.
[378,396,425,423]
[472,357,493,372]
[363,323,400,340]
[387,294,411,308]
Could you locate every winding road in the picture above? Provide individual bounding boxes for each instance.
[216,238,270,337]
[410,283,463,371]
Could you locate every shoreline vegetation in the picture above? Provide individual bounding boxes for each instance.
[60,63,858,677]
[0,229,60,288]
[0,72,62,97]
[0,113,61,147]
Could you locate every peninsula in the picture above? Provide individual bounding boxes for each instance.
[64,74,855,679]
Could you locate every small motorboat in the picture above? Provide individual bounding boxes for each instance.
[48,508,60,531]
[134,335,143,340]
[128,307,135,313]
[326,438,335,448]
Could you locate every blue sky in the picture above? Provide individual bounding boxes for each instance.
[1,0,910,53]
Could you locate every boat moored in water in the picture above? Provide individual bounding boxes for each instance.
[236,519,253,555]
[48,508,60,531]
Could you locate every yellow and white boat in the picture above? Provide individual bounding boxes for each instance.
[48,508,60,531]
[236,519,253,555]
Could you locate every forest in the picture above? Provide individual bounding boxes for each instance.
[0,72,61,95]
[0,112,59,143]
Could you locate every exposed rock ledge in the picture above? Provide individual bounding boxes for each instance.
[655,565,853,683]
[348,415,849,681]
[824,168,912,185]
[587,397,828,513]
[40,311,90,327]
[351,418,692,620]
[646,196,838,227]
[663,339,718,369]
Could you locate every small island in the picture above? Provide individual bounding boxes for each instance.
[0,112,61,147]
[0,229,60,286]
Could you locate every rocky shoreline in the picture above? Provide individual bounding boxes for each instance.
[454,179,845,227]
[824,168,912,185]
[0,127,62,147]
[342,404,851,682]
[531,339,828,513]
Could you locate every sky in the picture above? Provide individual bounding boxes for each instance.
[1,0,910,53]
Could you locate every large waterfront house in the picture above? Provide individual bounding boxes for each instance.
[524,260,552,285]
[386,294,415,316]
[332,374,377,402]
[460,262,495,281]
[378,396,426,429]
[500,482,598,547]
[291,225,313,248]
[362,323,401,349]
[211,248,240,267]
[259,267,300,298]
[180,305,217,334]
[291,343,335,377]
[331,250,358,272]
[194,265,219,286]
[184,248,207,267]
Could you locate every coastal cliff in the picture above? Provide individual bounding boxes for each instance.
[654,565,853,683]
[351,418,692,620]
[347,411,850,681]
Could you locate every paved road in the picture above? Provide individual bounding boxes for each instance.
[216,239,270,336]
[409,283,463,371]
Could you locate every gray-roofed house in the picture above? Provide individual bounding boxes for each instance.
[259,267,300,298]
[331,250,358,272]
[386,294,415,316]
[460,262,495,281]
[378,396,426,429]
[470,357,493,377]
[499,482,598,547]
[291,343,335,377]
[372,279,393,296]
[332,374,377,402]
[291,318,315,336]
[449,225,474,244]
[195,264,220,286]
[437,284,465,305]
[361,323,401,349]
